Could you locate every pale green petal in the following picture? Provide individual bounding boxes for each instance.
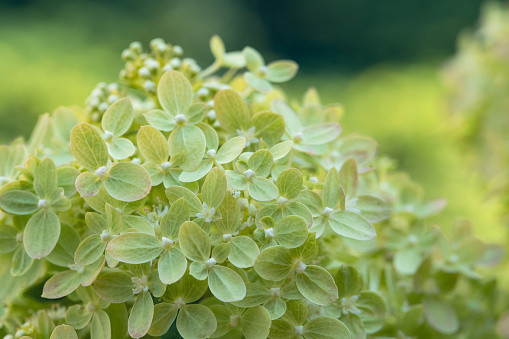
[34,157,58,199]
[149,303,178,337]
[274,215,308,249]
[128,290,154,338]
[104,163,151,202]
[214,89,251,133]
[225,170,247,191]
[328,210,376,240]
[177,304,217,339]
[254,245,293,281]
[107,137,135,160]
[42,270,81,299]
[302,123,341,145]
[0,190,39,215]
[90,310,111,339]
[166,186,203,216]
[169,125,206,171]
[107,232,163,264]
[158,248,187,285]
[208,265,246,302]
[179,221,211,262]
[296,265,338,306]
[24,209,60,259]
[70,123,108,171]
[276,168,303,200]
[201,167,226,209]
[76,171,103,198]
[244,72,273,92]
[157,70,193,115]
[241,305,272,339]
[144,109,176,131]
[137,126,170,164]
[266,60,298,83]
[50,325,78,339]
[215,136,246,164]
[74,234,107,266]
[102,98,134,137]
[249,177,279,202]
[229,235,260,268]
[339,158,358,197]
[303,317,350,339]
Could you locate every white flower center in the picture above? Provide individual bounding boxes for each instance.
[294,325,304,335]
[293,132,304,143]
[162,237,174,249]
[243,169,256,180]
[161,161,171,171]
[295,261,307,274]
[257,65,268,77]
[132,275,149,295]
[38,199,48,209]
[264,228,274,239]
[322,207,334,217]
[68,263,85,274]
[95,166,108,179]
[270,287,281,297]
[175,114,186,125]
[205,258,217,268]
[341,295,361,314]
[100,230,112,242]
[206,149,217,159]
[196,202,216,223]
[104,130,114,142]
[223,234,232,242]
[277,196,288,205]
[237,126,259,146]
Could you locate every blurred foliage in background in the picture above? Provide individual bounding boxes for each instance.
[0,0,506,242]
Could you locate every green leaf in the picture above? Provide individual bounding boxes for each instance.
[303,317,350,339]
[179,221,211,262]
[24,209,60,259]
[266,60,298,83]
[128,290,154,338]
[339,159,358,197]
[229,236,260,268]
[70,123,108,171]
[186,102,208,124]
[274,216,308,249]
[202,168,226,209]
[356,291,386,334]
[423,296,459,334]
[302,123,341,146]
[50,325,78,339]
[66,304,93,329]
[296,265,338,306]
[177,304,217,339]
[208,265,246,302]
[276,169,303,200]
[11,246,34,276]
[158,70,193,116]
[0,190,39,215]
[244,72,274,92]
[334,266,362,299]
[137,126,169,165]
[232,283,271,308]
[161,197,189,240]
[271,99,302,137]
[179,161,213,183]
[225,170,247,191]
[149,303,178,337]
[0,225,18,254]
[102,98,134,137]
[241,306,272,339]
[57,166,80,197]
[81,255,106,286]
[254,245,293,281]
[105,303,129,339]
[328,211,376,240]
[159,248,187,284]
[104,162,151,202]
[75,234,107,266]
[144,109,176,131]
[215,136,246,164]
[166,186,202,215]
[107,232,163,264]
[107,137,135,160]
[45,224,80,267]
[216,193,241,234]
[265,297,287,320]
[42,270,81,299]
[249,177,279,202]
[355,195,391,223]
[210,35,225,60]
[91,310,111,339]
[243,46,265,71]
[76,172,103,198]
[323,167,340,209]
[249,150,273,177]
[34,157,58,199]
[169,125,206,171]
[94,271,133,303]
[214,89,251,133]
[269,140,293,161]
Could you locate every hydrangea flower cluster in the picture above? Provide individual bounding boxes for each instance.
[0,36,507,339]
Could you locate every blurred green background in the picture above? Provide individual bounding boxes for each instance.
[0,0,505,240]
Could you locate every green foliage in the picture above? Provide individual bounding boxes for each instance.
[0,35,506,339]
